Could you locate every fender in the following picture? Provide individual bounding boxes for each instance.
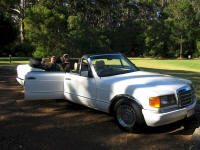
[109,94,143,115]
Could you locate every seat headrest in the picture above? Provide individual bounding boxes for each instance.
[95,60,105,69]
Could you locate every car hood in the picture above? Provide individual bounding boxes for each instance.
[100,71,191,98]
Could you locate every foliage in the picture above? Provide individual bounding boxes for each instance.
[0,12,18,56]
[164,0,198,58]
[24,1,68,57]
[67,13,111,56]
[1,0,200,58]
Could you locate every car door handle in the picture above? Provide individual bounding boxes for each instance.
[65,78,71,80]
[27,77,36,80]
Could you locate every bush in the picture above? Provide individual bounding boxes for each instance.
[12,41,35,57]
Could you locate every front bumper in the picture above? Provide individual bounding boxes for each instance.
[142,99,197,127]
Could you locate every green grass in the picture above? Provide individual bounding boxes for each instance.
[0,57,29,68]
[130,58,200,73]
[0,57,30,61]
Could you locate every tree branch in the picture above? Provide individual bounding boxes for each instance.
[10,8,21,15]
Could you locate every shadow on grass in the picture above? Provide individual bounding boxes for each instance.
[140,67,200,101]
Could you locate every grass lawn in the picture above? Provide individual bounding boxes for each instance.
[130,58,200,73]
[0,57,199,100]
[0,57,29,68]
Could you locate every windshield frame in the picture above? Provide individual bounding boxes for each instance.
[89,54,139,77]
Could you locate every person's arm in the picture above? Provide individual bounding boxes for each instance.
[64,62,71,72]
[48,64,53,71]
[55,64,60,71]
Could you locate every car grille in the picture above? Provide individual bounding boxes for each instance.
[177,88,194,107]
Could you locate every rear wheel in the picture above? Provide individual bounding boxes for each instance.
[114,99,144,132]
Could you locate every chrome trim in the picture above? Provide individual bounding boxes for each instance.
[176,86,191,93]
[89,54,121,58]
[176,86,193,108]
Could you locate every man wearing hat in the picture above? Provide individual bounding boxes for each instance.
[62,54,71,72]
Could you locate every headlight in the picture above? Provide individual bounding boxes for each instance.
[149,97,161,108]
[149,94,177,108]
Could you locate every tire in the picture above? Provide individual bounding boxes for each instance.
[114,99,145,132]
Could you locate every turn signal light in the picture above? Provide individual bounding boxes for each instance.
[149,97,161,108]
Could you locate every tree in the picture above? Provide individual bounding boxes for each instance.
[165,0,197,58]
[0,12,18,56]
[24,0,70,57]
[19,0,200,57]
[0,0,37,43]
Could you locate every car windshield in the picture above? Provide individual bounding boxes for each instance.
[90,54,138,77]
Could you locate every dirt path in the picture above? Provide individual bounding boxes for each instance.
[0,68,199,150]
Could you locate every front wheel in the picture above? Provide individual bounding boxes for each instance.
[114,99,144,132]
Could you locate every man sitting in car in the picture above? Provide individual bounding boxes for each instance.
[49,56,60,71]
[62,54,71,72]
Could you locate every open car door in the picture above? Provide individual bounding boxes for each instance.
[24,71,65,100]
[64,58,97,107]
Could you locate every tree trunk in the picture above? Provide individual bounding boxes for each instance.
[19,0,24,43]
[162,0,165,7]
[180,35,183,59]
[19,18,24,43]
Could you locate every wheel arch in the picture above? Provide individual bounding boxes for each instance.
[109,94,143,115]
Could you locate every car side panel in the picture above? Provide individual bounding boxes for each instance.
[25,72,65,100]
[16,64,44,86]
[64,73,100,108]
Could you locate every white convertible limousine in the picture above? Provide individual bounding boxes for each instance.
[16,53,197,131]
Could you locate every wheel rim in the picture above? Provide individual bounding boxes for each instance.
[116,104,136,128]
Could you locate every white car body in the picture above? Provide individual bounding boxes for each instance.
[16,54,197,128]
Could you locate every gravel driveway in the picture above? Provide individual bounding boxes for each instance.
[0,68,199,150]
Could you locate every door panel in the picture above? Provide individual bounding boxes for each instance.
[25,72,65,100]
[64,73,96,107]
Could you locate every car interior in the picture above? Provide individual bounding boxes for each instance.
[29,57,79,72]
